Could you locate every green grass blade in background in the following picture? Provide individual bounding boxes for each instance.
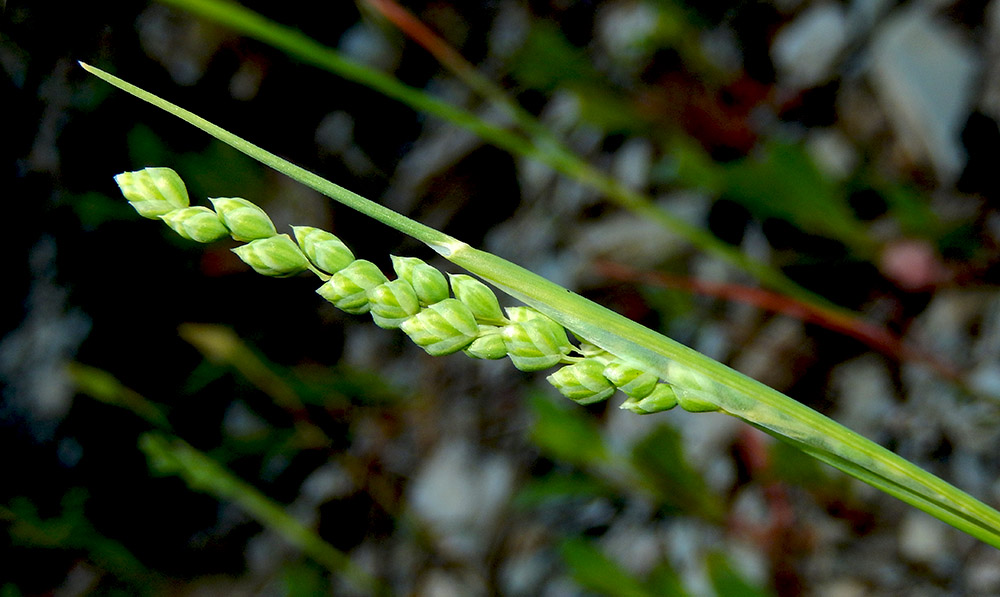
[139,433,388,595]
[80,62,1000,550]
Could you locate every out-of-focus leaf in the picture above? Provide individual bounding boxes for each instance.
[139,432,386,595]
[508,23,601,92]
[768,437,831,489]
[629,425,723,521]
[529,393,610,467]
[560,537,652,597]
[876,180,943,239]
[721,142,874,256]
[646,561,691,597]
[705,551,775,597]
[68,362,172,430]
[575,87,653,135]
[282,561,329,597]
[513,472,614,508]
[2,490,161,591]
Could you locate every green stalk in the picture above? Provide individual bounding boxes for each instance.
[139,433,388,595]
[80,62,1000,549]
[154,0,835,310]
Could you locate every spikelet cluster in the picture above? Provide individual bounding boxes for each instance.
[115,167,713,415]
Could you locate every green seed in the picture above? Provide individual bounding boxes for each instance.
[391,256,449,305]
[292,226,355,275]
[464,328,508,360]
[547,358,616,405]
[231,234,310,277]
[159,206,229,243]
[620,384,679,414]
[603,359,658,398]
[210,197,277,241]
[400,298,479,356]
[502,319,571,372]
[368,279,421,329]
[316,259,388,314]
[449,274,505,323]
[114,167,190,219]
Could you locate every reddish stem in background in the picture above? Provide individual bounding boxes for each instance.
[364,0,474,78]
[594,259,961,381]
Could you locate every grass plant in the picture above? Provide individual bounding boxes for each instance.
[80,61,1000,551]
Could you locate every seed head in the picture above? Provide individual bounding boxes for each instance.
[210,197,277,241]
[159,206,229,243]
[316,259,388,314]
[368,279,421,329]
[547,358,616,404]
[115,167,189,218]
[400,298,479,356]
[292,226,355,274]
[231,234,309,277]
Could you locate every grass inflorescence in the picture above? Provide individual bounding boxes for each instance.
[115,166,694,415]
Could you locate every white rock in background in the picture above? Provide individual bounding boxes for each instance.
[611,138,653,191]
[898,511,950,566]
[846,0,895,34]
[596,0,660,64]
[807,128,859,179]
[772,3,849,89]
[409,441,515,559]
[868,6,980,183]
[980,0,1000,121]
[830,355,897,439]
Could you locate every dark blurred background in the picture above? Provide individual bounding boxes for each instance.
[7,0,1000,595]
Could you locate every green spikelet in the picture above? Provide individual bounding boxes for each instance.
[620,384,679,414]
[449,274,505,323]
[368,279,421,329]
[603,359,658,399]
[316,260,388,314]
[210,197,277,241]
[159,206,229,243]
[502,307,573,372]
[547,358,616,405]
[231,234,309,277]
[391,256,449,306]
[115,167,189,218]
[400,299,480,356]
[292,226,355,275]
